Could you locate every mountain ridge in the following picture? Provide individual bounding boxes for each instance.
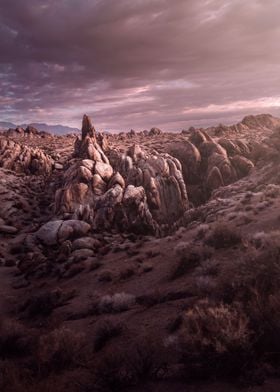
[0,121,79,135]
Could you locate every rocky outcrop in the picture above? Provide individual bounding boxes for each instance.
[0,137,54,175]
[163,129,255,204]
[54,115,189,234]
[117,144,188,226]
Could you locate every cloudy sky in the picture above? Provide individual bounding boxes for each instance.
[1,0,280,131]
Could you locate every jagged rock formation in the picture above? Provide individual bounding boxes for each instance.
[54,115,189,234]
[0,137,54,175]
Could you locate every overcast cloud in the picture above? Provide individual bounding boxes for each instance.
[1,0,280,131]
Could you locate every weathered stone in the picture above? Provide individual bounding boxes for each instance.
[58,220,91,242]
[36,220,63,245]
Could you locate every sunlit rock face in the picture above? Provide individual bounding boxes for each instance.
[55,115,189,234]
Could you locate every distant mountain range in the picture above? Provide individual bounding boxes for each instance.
[0,121,79,135]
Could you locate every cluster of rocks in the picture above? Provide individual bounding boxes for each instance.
[0,137,54,175]
[3,125,50,139]
[54,115,188,235]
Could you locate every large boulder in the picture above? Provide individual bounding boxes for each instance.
[36,219,91,245]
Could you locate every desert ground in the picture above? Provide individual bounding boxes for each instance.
[1,114,280,391]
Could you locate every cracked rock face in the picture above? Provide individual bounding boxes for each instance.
[54,115,189,234]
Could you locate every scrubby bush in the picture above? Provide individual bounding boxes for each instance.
[93,339,167,390]
[98,293,135,314]
[178,300,252,377]
[0,320,33,358]
[22,289,62,318]
[94,320,123,352]
[38,327,86,372]
[215,242,280,359]
[205,222,242,249]
[171,242,212,280]
[180,300,251,353]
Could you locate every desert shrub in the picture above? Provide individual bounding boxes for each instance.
[251,230,280,251]
[178,300,252,377]
[166,315,183,333]
[93,339,167,391]
[195,224,210,240]
[0,361,33,392]
[94,320,123,352]
[205,222,242,249]
[171,243,212,280]
[0,320,33,358]
[0,363,81,392]
[22,289,62,318]
[38,327,86,373]
[181,300,250,353]
[214,244,280,361]
[22,288,76,319]
[217,246,280,304]
[264,184,280,199]
[195,275,216,295]
[97,293,135,314]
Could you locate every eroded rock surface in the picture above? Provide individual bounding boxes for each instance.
[55,115,189,234]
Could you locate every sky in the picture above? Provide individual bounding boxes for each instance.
[1,0,280,132]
